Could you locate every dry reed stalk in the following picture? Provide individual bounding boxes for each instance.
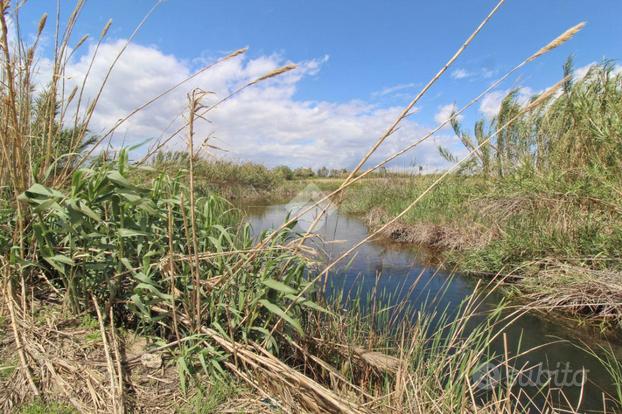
[92,294,121,414]
[4,281,39,397]
[186,89,204,329]
[342,0,506,185]
[178,191,193,320]
[109,308,126,414]
[289,340,377,400]
[166,203,181,342]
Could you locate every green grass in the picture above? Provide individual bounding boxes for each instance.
[18,401,77,414]
[178,378,242,414]
[0,359,17,380]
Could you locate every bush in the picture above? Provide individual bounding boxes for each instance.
[19,151,318,356]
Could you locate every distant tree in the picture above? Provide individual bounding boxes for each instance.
[293,167,315,178]
[317,166,329,177]
[273,165,294,180]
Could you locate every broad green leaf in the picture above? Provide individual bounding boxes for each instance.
[23,183,65,200]
[177,356,189,394]
[135,283,172,301]
[47,254,75,266]
[131,294,149,316]
[106,170,132,188]
[301,300,333,315]
[118,228,149,238]
[258,299,303,336]
[261,278,297,295]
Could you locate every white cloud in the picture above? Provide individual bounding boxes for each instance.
[451,69,471,80]
[481,68,496,79]
[434,103,462,126]
[479,87,533,119]
[574,62,596,80]
[34,39,461,171]
[574,62,622,80]
[372,82,419,97]
[451,67,497,80]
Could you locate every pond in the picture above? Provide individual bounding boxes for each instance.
[244,202,622,412]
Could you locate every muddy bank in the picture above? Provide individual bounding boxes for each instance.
[364,207,493,251]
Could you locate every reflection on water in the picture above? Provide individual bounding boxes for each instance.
[244,203,622,412]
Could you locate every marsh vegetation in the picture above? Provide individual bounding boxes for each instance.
[0,1,621,413]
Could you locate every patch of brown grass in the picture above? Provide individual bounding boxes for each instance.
[519,259,622,326]
[365,207,494,251]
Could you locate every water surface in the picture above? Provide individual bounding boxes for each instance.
[244,203,622,412]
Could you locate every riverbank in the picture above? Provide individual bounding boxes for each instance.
[179,167,622,327]
[339,174,622,327]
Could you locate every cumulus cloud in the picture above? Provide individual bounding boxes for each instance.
[574,62,622,80]
[479,87,533,119]
[35,39,461,171]
[434,103,462,126]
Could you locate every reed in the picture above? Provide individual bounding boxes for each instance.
[1,0,619,413]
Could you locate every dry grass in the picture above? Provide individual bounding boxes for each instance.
[365,206,493,251]
[520,260,622,325]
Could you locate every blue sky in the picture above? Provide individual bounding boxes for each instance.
[17,0,622,169]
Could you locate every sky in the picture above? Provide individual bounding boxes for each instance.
[15,0,622,170]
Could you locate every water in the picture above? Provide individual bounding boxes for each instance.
[244,203,622,413]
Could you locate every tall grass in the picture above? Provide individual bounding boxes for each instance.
[441,59,622,179]
[2,0,620,412]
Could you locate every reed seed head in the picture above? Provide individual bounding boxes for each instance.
[100,19,112,39]
[66,85,78,105]
[37,13,48,36]
[524,75,569,112]
[251,63,297,84]
[528,22,585,62]
[75,34,89,50]
[228,47,247,59]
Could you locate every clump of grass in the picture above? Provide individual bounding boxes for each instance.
[0,357,17,380]
[178,378,242,414]
[17,400,77,414]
